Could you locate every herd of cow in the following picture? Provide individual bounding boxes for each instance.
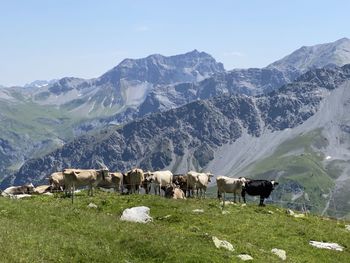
[1,167,279,206]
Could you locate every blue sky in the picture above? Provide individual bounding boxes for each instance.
[1,0,350,86]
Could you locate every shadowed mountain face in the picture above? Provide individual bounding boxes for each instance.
[9,65,350,218]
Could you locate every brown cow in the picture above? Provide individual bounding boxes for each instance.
[164,184,186,199]
[48,172,65,191]
[98,172,123,193]
[63,168,109,197]
[123,168,144,194]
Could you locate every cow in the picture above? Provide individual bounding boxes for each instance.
[63,168,109,198]
[142,171,153,194]
[172,174,187,194]
[2,183,35,196]
[164,184,186,199]
[144,170,173,196]
[123,168,144,194]
[34,185,52,194]
[187,171,213,198]
[98,172,123,193]
[217,176,246,204]
[48,172,65,192]
[241,179,279,206]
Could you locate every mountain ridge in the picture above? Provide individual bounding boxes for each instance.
[8,65,350,218]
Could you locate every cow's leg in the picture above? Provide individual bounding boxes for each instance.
[71,184,75,204]
[222,192,226,208]
[233,193,236,203]
[259,196,265,206]
[241,190,246,203]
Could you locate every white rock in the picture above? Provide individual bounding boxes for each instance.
[345,225,350,232]
[120,206,153,223]
[271,248,287,260]
[43,192,54,196]
[222,210,230,215]
[212,236,234,252]
[192,209,204,213]
[237,254,253,261]
[286,209,305,218]
[293,213,306,218]
[222,201,235,205]
[87,203,98,209]
[309,241,344,251]
[286,209,295,216]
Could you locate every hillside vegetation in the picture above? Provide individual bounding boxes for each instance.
[0,191,349,262]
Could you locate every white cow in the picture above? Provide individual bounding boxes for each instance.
[63,168,109,198]
[187,171,213,198]
[144,170,173,196]
[2,183,35,197]
[216,176,246,204]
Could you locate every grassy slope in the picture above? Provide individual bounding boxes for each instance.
[0,191,349,262]
[245,129,335,214]
[0,100,79,141]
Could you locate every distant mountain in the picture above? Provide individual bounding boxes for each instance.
[133,38,350,117]
[0,50,225,180]
[24,79,58,89]
[9,65,350,219]
[268,37,350,73]
[29,50,225,117]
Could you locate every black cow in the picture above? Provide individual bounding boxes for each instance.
[172,174,187,194]
[241,179,278,206]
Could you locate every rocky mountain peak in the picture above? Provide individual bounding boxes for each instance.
[99,50,225,85]
[267,37,350,73]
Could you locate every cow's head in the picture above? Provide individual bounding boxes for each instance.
[146,171,157,182]
[98,167,109,181]
[141,171,153,194]
[206,173,214,182]
[239,177,247,187]
[271,180,279,189]
[25,183,35,194]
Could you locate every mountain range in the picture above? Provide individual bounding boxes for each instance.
[1,38,350,218]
